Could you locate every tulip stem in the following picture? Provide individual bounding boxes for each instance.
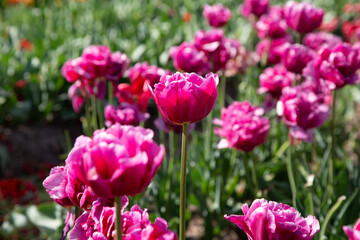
[75,206,81,219]
[179,123,189,240]
[249,152,259,196]
[166,130,176,202]
[329,90,336,196]
[97,99,104,129]
[243,153,255,197]
[108,81,114,105]
[287,142,297,209]
[205,110,213,165]
[115,196,123,240]
[319,196,346,240]
[219,74,226,111]
[91,94,98,130]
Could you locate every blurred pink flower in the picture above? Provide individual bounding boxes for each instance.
[282,43,316,74]
[66,124,164,198]
[214,101,270,152]
[106,51,130,81]
[284,1,324,34]
[68,81,85,113]
[43,166,73,207]
[212,38,242,73]
[258,65,294,98]
[203,4,232,28]
[343,218,360,240]
[170,41,210,75]
[256,36,293,65]
[194,29,224,53]
[240,0,269,18]
[81,45,112,79]
[104,103,149,127]
[149,72,218,125]
[277,85,330,142]
[303,43,360,90]
[303,32,342,51]
[225,198,320,240]
[255,11,287,39]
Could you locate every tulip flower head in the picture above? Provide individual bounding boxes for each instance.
[343,218,360,240]
[149,72,218,125]
[225,198,320,240]
[203,4,232,28]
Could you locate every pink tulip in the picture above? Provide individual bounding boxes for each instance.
[241,0,269,18]
[343,218,360,240]
[282,43,316,74]
[170,41,210,75]
[212,38,242,73]
[277,85,330,142]
[256,36,293,65]
[149,72,218,125]
[66,124,164,198]
[62,58,84,83]
[256,11,287,39]
[258,65,294,98]
[203,4,232,28]
[303,32,342,51]
[194,29,224,53]
[69,201,177,240]
[303,42,360,90]
[284,1,324,34]
[214,101,270,152]
[43,166,73,207]
[68,81,85,113]
[225,198,320,240]
[104,103,149,127]
[81,45,111,79]
[106,51,130,81]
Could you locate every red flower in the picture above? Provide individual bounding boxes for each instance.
[19,38,33,51]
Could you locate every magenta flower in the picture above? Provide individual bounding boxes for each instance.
[80,45,111,79]
[170,41,210,75]
[66,124,165,198]
[303,43,360,90]
[284,1,324,34]
[277,85,330,142]
[343,218,360,240]
[256,12,287,39]
[203,4,232,28]
[241,0,269,18]
[194,29,224,53]
[256,36,293,65]
[106,51,130,81]
[214,101,270,152]
[258,65,295,98]
[104,103,149,127]
[225,198,320,240]
[62,58,84,83]
[282,43,316,74]
[303,32,342,51]
[68,81,85,113]
[43,166,73,207]
[149,72,218,125]
[212,38,242,73]
[69,201,177,240]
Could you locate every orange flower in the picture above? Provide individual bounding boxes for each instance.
[6,0,33,6]
[182,12,192,22]
[19,38,33,51]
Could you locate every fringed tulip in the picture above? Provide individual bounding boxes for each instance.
[214,101,270,152]
[203,4,232,28]
[256,36,293,65]
[303,32,342,51]
[104,103,149,127]
[258,65,294,98]
[282,43,316,74]
[225,198,320,240]
[241,0,269,18]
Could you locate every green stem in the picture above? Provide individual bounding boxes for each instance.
[219,74,226,111]
[329,91,337,193]
[84,95,92,136]
[97,99,104,128]
[108,81,114,105]
[249,152,259,196]
[166,130,176,202]
[287,143,297,208]
[204,110,213,164]
[243,153,255,197]
[91,95,98,130]
[319,196,346,240]
[75,206,81,220]
[115,196,123,240]
[179,123,189,240]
